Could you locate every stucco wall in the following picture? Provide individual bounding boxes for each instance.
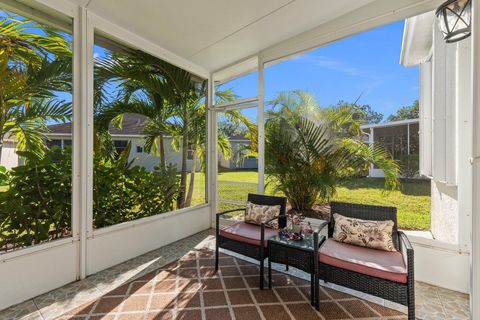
[0,141,20,169]
[127,136,200,172]
[430,181,458,243]
[425,26,471,247]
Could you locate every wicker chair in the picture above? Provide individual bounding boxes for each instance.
[215,194,287,289]
[314,202,415,319]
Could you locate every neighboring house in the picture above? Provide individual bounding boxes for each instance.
[401,11,472,251]
[0,113,201,172]
[0,138,22,170]
[362,119,420,178]
[46,113,200,172]
[218,134,258,170]
[0,113,256,172]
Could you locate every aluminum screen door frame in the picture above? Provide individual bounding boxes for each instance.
[209,59,265,217]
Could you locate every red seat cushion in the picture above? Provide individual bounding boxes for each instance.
[319,239,407,283]
[220,222,278,247]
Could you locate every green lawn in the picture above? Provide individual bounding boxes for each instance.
[190,170,431,230]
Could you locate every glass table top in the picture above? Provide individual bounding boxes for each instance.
[269,233,324,251]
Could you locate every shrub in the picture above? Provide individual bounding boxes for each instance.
[93,151,180,228]
[265,91,399,212]
[398,154,419,179]
[0,144,181,251]
[0,147,72,250]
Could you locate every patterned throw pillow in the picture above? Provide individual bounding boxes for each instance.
[245,202,281,229]
[332,213,396,252]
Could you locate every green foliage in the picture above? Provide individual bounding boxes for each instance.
[357,104,384,124]
[92,143,180,228]
[331,101,384,125]
[0,166,9,186]
[265,91,399,212]
[0,10,72,158]
[387,100,419,122]
[94,49,250,208]
[398,154,419,179]
[0,144,181,251]
[0,147,72,250]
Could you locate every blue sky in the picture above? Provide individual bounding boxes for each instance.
[2,7,416,122]
[220,20,418,121]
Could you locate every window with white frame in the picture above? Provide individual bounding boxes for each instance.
[0,7,73,253]
[92,33,208,228]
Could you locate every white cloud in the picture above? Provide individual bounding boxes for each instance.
[296,54,362,76]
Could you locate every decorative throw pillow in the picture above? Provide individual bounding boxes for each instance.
[245,202,281,229]
[332,213,396,252]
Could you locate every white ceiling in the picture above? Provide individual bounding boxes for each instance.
[67,0,375,72]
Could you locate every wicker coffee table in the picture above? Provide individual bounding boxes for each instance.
[268,233,325,306]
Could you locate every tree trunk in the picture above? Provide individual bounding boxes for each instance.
[185,147,198,207]
[159,134,166,170]
[177,129,188,208]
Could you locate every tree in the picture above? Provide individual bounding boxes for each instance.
[357,104,383,124]
[94,53,175,168]
[0,13,73,161]
[266,91,399,213]
[219,116,247,138]
[330,101,383,124]
[387,100,419,122]
[94,50,251,208]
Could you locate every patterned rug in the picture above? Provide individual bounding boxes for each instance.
[55,248,407,320]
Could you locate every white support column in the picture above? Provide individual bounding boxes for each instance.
[471,0,480,317]
[257,57,265,194]
[208,75,218,225]
[369,127,374,176]
[407,123,410,155]
[72,6,90,280]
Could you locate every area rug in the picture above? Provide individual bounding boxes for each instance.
[55,248,407,320]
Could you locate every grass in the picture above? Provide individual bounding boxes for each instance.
[189,170,431,230]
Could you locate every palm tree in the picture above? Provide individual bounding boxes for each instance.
[94,50,247,208]
[266,91,399,213]
[0,12,72,161]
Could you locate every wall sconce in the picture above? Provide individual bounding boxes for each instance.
[436,0,472,43]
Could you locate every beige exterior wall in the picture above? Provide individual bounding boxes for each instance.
[0,141,20,170]
[127,136,200,172]
[41,134,201,172]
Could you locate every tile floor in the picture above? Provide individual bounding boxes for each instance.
[0,229,470,320]
[55,247,408,319]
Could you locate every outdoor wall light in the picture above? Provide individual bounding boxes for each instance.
[436,0,472,43]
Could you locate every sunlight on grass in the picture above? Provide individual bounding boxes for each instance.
[191,170,431,230]
[332,178,431,230]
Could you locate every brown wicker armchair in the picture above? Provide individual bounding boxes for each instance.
[215,193,287,289]
[314,202,415,319]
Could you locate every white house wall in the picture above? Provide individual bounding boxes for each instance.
[401,11,473,293]
[217,140,258,170]
[410,238,470,293]
[419,62,433,177]
[426,25,472,246]
[456,38,473,253]
[46,135,201,172]
[0,239,78,311]
[0,141,19,169]
[87,205,210,275]
[128,137,200,172]
[431,181,459,243]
